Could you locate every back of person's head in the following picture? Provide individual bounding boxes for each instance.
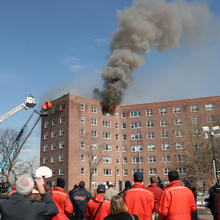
[57,178,65,188]
[125,180,131,190]
[97,184,106,193]
[79,181,85,188]
[110,195,128,215]
[16,174,34,196]
[46,180,53,188]
[74,184,79,190]
[133,171,143,182]
[150,177,156,184]
[168,170,179,182]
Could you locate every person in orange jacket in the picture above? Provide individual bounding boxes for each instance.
[123,171,155,220]
[84,184,110,220]
[52,178,73,220]
[158,170,197,220]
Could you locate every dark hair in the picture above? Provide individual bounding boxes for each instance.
[133,172,143,182]
[125,181,131,189]
[74,184,79,190]
[168,170,179,182]
[108,184,114,189]
[150,177,156,184]
[79,181,85,188]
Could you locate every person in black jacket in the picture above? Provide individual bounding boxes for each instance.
[104,195,138,220]
[0,174,58,220]
[118,181,131,198]
[208,181,220,220]
[70,181,92,220]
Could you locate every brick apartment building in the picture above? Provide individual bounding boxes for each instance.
[40,93,220,191]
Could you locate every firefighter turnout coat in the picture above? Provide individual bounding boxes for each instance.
[123,182,155,220]
[158,180,197,220]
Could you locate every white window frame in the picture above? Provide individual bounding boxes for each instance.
[103,156,112,164]
[103,144,112,151]
[205,104,214,111]
[175,130,183,137]
[59,141,64,149]
[130,111,141,118]
[148,156,156,163]
[123,169,128,176]
[51,143,56,151]
[59,128,64,137]
[51,130,56,138]
[178,167,186,174]
[92,168,98,176]
[131,133,142,140]
[103,120,111,128]
[51,155,55,163]
[130,121,141,129]
[103,169,112,176]
[161,130,168,138]
[174,118,182,126]
[59,154,64,162]
[132,156,143,164]
[192,117,200,124]
[160,120,168,127]
[159,108,167,115]
[146,109,153,116]
[147,132,155,139]
[173,106,181,114]
[148,144,156,151]
[123,157,128,164]
[81,168,85,175]
[43,144,49,152]
[146,120,154,128]
[91,106,97,113]
[149,168,157,175]
[190,104,199,112]
[59,168,64,176]
[164,168,170,175]
[162,143,170,150]
[131,145,143,152]
[91,118,97,125]
[176,142,184,150]
[91,130,97,137]
[60,116,65,124]
[162,155,171,162]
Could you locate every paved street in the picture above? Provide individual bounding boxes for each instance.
[198,208,213,220]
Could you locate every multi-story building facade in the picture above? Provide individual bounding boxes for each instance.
[40,93,220,190]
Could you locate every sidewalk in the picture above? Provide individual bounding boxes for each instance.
[198,208,213,220]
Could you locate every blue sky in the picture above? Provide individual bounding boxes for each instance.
[0,0,219,162]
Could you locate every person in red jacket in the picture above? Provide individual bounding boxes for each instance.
[158,170,197,220]
[124,171,155,220]
[147,177,163,220]
[84,184,110,220]
[52,178,73,220]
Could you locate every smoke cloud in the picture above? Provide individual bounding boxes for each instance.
[94,0,213,113]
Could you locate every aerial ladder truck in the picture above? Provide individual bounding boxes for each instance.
[0,96,52,172]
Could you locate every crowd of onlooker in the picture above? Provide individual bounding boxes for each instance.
[0,169,219,220]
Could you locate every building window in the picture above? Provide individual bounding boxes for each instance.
[81,128,85,136]
[92,182,98,189]
[147,120,154,128]
[131,133,142,140]
[44,120,49,128]
[148,144,156,151]
[162,155,171,162]
[51,130,56,138]
[122,134,127,141]
[162,143,170,150]
[149,168,157,175]
[81,168,85,175]
[147,132,155,139]
[122,123,126,129]
[115,112,119,118]
[59,141,64,149]
[52,119,56,126]
[81,154,85,162]
[44,132,48,140]
[130,111,141,118]
[175,130,183,137]
[123,157,128,164]
[52,168,55,177]
[80,103,85,111]
[103,157,112,164]
[177,155,185,162]
[148,156,156,163]
[91,144,97,150]
[178,168,186,174]
[92,168,98,176]
[51,143,56,151]
[207,115,215,122]
[43,157,48,165]
[132,157,143,164]
[160,120,168,127]
[131,145,143,152]
[193,129,201,137]
[104,169,112,176]
[174,118,182,126]
[192,117,200,124]
[59,154,64,162]
[132,169,143,175]
[164,168,170,175]
[81,141,85,149]
[161,130,168,138]
[103,120,111,127]
[91,155,98,163]
[59,128,64,137]
[60,116,65,123]
[51,155,55,163]
[115,123,119,129]
[190,104,199,112]
[176,142,184,150]
[81,116,85,124]
[103,144,112,151]
[91,130,97,137]
[123,169,128,176]
[193,142,203,148]
[59,168,64,176]
[123,145,127,152]
[116,134,119,140]
[43,144,49,152]
[159,108,167,115]
[103,132,111,139]
[130,121,141,129]
[205,104,214,111]
[116,145,120,152]
[121,112,126,118]
[146,109,153,116]
[116,158,120,164]
[173,106,181,114]
[91,106,97,113]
